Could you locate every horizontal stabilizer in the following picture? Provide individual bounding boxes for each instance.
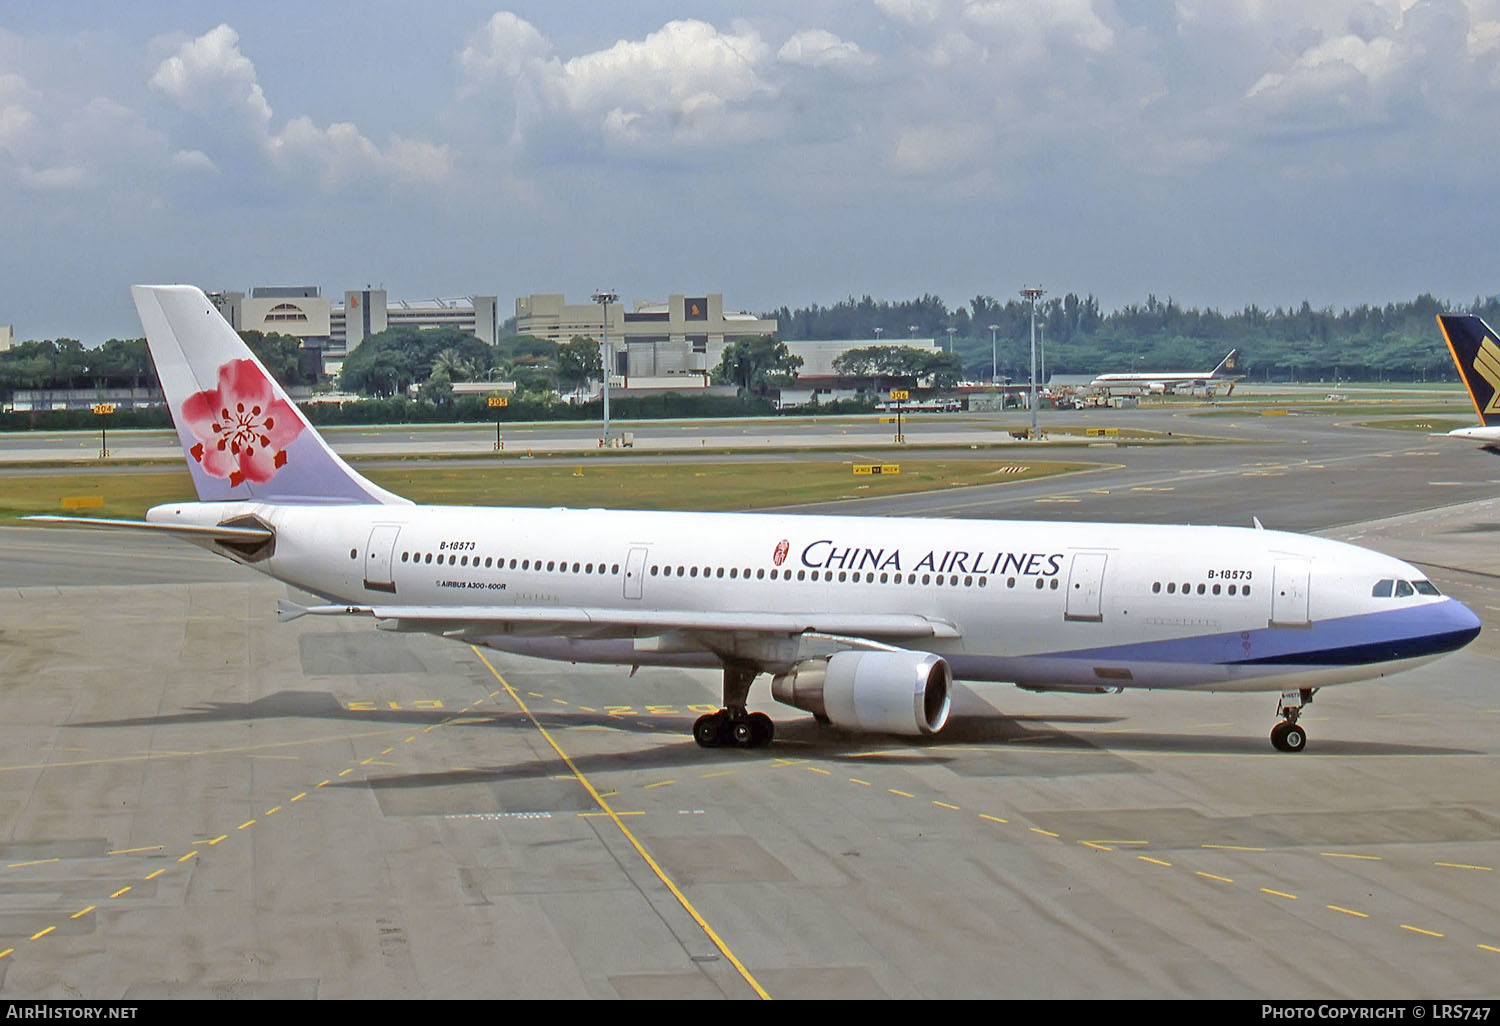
[24,515,273,542]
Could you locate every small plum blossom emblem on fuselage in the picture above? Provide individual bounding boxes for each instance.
[773,539,789,566]
[180,359,304,488]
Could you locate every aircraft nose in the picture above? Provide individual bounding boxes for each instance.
[1430,598,1482,654]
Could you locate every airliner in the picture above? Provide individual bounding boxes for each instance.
[1437,314,1500,454]
[30,287,1481,753]
[1089,349,1242,396]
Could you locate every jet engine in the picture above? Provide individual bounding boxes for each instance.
[771,650,952,736]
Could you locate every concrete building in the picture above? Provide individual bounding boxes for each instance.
[209,285,498,378]
[333,291,498,355]
[209,286,332,339]
[515,293,777,380]
[0,324,12,351]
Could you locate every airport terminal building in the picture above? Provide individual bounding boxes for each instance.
[516,293,778,381]
[209,286,499,376]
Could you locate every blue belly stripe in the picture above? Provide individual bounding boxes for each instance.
[1043,601,1481,668]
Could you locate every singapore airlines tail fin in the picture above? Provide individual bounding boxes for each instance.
[1437,314,1500,428]
[132,285,409,505]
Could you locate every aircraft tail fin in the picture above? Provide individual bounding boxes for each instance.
[131,286,409,505]
[1211,349,1240,376]
[1437,315,1500,427]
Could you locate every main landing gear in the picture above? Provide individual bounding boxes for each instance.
[1270,689,1313,752]
[693,663,775,749]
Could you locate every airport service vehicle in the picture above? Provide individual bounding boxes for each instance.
[1438,314,1500,454]
[33,287,1482,753]
[1089,349,1242,396]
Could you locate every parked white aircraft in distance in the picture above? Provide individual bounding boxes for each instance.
[29,287,1482,753]
[1437,314,1500,454]
[1089,349,1242,396]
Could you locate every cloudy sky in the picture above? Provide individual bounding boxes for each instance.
[3,0,1499,342]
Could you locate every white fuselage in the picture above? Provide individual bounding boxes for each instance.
[147,499,1481,696]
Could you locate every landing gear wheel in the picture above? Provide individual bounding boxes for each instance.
[694,712,724,748]
[730,718,755,748]
[749,712,774,747]
[1270,720,1307,753]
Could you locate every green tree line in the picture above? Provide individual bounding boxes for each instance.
[768,292,1500,382]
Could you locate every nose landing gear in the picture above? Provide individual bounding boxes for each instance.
[1270,689,1313,752]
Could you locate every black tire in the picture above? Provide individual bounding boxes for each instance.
[730,719,755,747]
[694,713,722,748]
[749,712,774,747]
[1270,720,1306,753]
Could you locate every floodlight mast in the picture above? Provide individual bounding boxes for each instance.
[592,290,618,444]
[1020,286,1045,438]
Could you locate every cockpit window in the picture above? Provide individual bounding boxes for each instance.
[1372,579,1394,598]
[1394,580,1415,597]
[1412,580,1441,596]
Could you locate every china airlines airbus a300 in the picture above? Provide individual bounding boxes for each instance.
[33,286,1482,753]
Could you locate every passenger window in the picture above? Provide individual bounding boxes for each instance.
[1395,580,1414,597]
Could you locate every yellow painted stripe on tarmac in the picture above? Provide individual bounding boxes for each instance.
[850,779,871,787]
[1196,872,1233,884]
[144,870,165,881]
[1203,844,1265,852]
[933,801,960,810]
[108,846,163,856]
[70,907,94,919]
[889,789,914,798]
[1435,862,1492,871]
[110,887,131,899]
[1030,828,1060,838]
[177,851,197,863]
[291,793,307,802]
[7,859,58,868]
[1080,842,1113,852]
[238,820,255,830]
[30,927,53,941]
[1320,852,1381,861]
[1138,856,1172,867]
[1261,888,1298,900]
[1401,925,1444,938]
[1327,905,1369,919]
[0,950,13,959]
[472,647,771,1001]
[1479,944,1500,955]
[980,814,1009,825]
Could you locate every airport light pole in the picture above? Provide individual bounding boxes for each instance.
[945,326,956,354]
[1038,322,1046,388]
[1021,286,1045,438]
[988,324,999,384]
[592,290,618,445]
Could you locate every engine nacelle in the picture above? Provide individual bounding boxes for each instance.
[771,650,952,736]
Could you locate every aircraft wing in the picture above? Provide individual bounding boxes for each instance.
[279,600,961,641]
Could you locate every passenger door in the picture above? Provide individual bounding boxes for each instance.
[1064,551,1108,622]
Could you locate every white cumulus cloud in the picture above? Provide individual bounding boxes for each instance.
[152,24,451,190]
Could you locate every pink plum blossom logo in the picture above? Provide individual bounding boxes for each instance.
[180,359,304,488]
[772,539,789,566]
